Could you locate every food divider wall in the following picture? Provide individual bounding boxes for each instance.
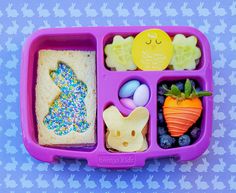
[20,26,213,168]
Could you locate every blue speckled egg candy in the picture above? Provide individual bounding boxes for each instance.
[119,80,140,98]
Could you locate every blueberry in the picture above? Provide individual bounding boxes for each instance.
[158,112,164,124]
[159,134,175,148]
[195,87,201,93]
[158,95,165,106]
[190,127,201,139]
[158,126,167,136]
[158,84,168,95]
[190,80,196,88]
[176,82,184,91]
[178,135,191,147]
[172,137,176,144]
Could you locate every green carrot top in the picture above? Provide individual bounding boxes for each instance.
[163,79,212,101]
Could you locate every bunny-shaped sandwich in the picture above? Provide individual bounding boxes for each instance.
[36,50,96,146]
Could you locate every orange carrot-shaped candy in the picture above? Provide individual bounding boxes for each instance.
[163,79,211,137]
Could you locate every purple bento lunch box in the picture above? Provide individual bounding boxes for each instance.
[20,26,213,168]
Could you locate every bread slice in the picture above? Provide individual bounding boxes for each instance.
[36,50,96,146]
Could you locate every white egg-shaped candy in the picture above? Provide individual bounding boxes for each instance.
[133,84,150,107]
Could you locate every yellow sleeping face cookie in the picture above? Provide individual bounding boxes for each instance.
[103,106,149,152]
[132,29,173,71]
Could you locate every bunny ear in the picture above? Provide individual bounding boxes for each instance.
[50,68,66,90]
[58,62,74,79]
[127,107,149,132]
[50,70,57,79]
[103,106,124,131]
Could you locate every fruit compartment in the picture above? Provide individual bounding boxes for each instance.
[157,77,205,144]
[102,26,209,72]
[153,73,213,161]
[21,26,212,168]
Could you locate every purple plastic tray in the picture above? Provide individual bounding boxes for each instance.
[20,26,213,168]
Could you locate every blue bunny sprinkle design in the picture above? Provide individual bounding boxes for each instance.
[44,62,89,135]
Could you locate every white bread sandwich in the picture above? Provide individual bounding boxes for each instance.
[36,50,96,146]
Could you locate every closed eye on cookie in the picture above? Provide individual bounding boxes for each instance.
[155,40,162,44]
[145,40,152,44]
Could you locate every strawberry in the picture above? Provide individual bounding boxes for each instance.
[162,79,211,137]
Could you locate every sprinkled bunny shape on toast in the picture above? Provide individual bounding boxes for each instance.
[44,62,89,136]
[103,106,149,152]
